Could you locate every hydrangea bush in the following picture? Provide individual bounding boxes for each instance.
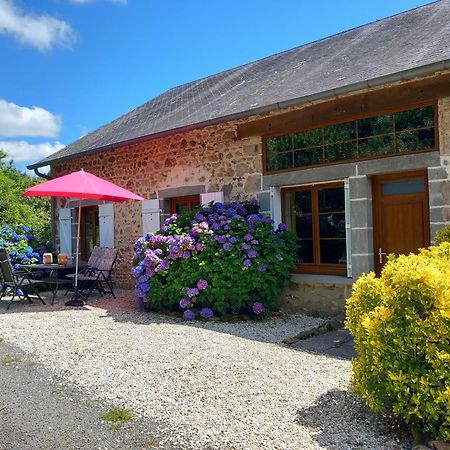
[0,224,50,269]
[132,199,297,319]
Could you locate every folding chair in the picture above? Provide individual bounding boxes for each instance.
[0,248,46,311]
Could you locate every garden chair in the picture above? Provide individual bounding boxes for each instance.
[0,248,46,311]
[66,247,118,301]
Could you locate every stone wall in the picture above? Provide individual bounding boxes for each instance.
[53,123,263,287]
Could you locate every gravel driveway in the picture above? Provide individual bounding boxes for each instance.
[0,292,410,450]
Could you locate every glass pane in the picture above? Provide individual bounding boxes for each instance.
[359,135,394,157]
[293,128,323,149]
[266,151,291,171]
[297,240,313,263]
[266,135,292,153]
[318,187,345,213]
[294,191,312,214]
[319,213,346,238]
[358,114,393,138]
[325,141,357,162]
[320,239,347,264]
[324,121,356,143]
[396,128,435,152]
[296,215,313,238]
[294,147,323,167]
[395,106,434,131]
[382,179,425,196]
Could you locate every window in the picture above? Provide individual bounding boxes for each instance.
[169,195,200,214]
[265,105,436,172]
[80,206,99,261]
[283,183,347,275]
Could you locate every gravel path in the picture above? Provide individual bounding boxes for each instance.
[0,291,410,450]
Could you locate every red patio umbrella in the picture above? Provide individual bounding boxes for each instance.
[24,169,144,306]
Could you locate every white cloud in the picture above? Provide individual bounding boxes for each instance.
[71,0,127,4]
[0,99,62,138]
[0,140,64,163]
[0,0,76,51]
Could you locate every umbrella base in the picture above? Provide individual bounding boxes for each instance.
[65,299,85,307]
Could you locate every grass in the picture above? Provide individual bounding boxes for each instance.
[1,355,21,366]
[101,406,133,423]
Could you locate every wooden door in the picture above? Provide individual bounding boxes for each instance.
[170,195,200,215]
[80,206,99,261]
[373,171,430,275]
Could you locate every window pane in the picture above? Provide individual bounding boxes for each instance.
[294,147,323,167]
[319,213,346,238]
[325,141,357,162]
[297,240,313,263]
[395,106,434,131]
[296,215,313,238]
[382,179,425,196]
[293,128,323,149]
[318,187,345,213]
[396,128,435,152]
[266,151,291,171]
[266,135,292,153]
[320,239,347,264]
[358,114,393,138]
[359,135,394,157]
[324,122,356,143]
[295,191,312,214]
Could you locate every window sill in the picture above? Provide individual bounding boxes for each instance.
[290,273,353,285]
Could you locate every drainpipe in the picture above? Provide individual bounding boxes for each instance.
[33,167,56,248]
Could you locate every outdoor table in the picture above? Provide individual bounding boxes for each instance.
[19,263,87,305]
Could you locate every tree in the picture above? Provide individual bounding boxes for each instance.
[0,151,51,241]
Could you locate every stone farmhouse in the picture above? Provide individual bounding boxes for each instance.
[29,1,450,316]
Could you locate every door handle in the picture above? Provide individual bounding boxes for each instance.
[378,247,387,264]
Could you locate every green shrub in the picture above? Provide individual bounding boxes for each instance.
[346,243,450,440]
[132,199,297,319]
[435,225,450,245]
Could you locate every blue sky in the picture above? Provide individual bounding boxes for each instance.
[0,0,433,174]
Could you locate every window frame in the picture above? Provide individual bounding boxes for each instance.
[281,181,347,276]
[263,101,438,175]
[169,195,201,215]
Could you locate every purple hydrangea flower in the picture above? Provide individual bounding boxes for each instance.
[196,242,205,251]
[183,310,196,321]
[181,251,191,259]
[257,264,268,272]
[200,308,213,319]
[278,223,287,232]
[248,198,258,206]
[223,242,232,250]
[179,298,191,309]
[252,302,265,315]
[229,236,237,243]
[131,265,143,277]
[197,279,208,290]
[214,235,227,244]
[199,221,209,230]
[155,259,170,272]
[244,234,253,241]
[248,250,258,259]
[242,243,251,250]
[187,287,200,298]
[243,259,252,267]
[250,240,259,245]
[191,226,203,234]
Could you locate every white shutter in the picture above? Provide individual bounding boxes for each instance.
[344,178,352,278]
[200,191,224,205]
[142,199,161,235]
[59,208,73,259]
[270,186,282,228]
[99,203,114,248]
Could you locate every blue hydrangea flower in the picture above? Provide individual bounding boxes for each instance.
[183,310,196,321]
[200,308,213,319]
[243,259,252,267]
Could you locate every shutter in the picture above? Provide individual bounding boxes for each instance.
[142,199,161,235]
[59,208,73,259]
[200,191,224,205]
[99,203,114,248]
[270,186,282,228]
[344,178,352,278]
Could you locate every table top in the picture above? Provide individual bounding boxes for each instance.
[19,263,84,270]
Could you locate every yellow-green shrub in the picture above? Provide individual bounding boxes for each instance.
[435,225,450,245]
[346,243,450,440]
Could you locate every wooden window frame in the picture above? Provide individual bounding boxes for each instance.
[263,101,438,175]
[281,181,347,276]
[169,195,201,214]
[80,206,99,261]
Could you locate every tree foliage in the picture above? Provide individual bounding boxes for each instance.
[0,151,51,241]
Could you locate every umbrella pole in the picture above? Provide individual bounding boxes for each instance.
[75,197,81,295]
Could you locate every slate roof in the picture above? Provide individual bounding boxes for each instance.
[31,0,450,169]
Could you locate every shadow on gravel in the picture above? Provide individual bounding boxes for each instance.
[295,389,411,450]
